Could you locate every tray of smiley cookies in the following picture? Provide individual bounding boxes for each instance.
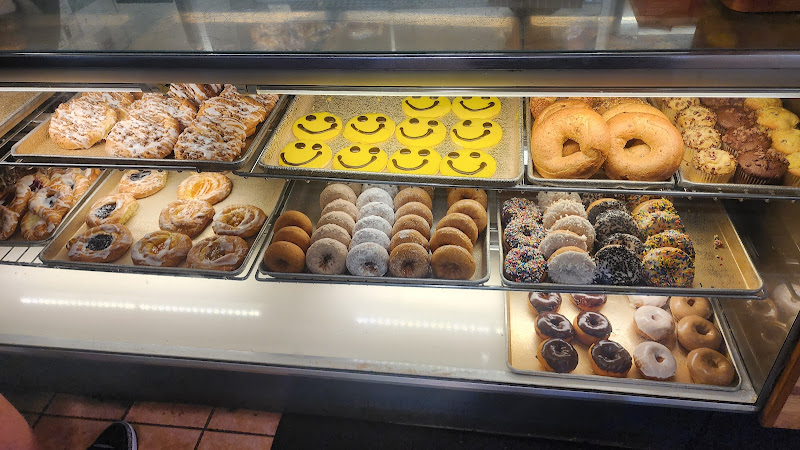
[255,95,524,187]
[39,170,287,279]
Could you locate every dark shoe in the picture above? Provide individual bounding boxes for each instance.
[86,421,137,450]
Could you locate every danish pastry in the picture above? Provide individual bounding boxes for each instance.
[105,114,181,159]
[28,184,74,224]
[196,95,266,137]
[50,169,91,199]
[168,83,224,108]
[0,206,19,240]
[86,193,138,227]
[117,170,168,199]
[159,199,215,238]
[49,97,117,150]
[131,230,192,267]
[212,204,267,238]
[177,173,232,205]
[67,223,133,263]
[173,116,246,162]
[20,212,59,241]
[128,93,196,130]
[80,92,135,117]
[186,235,249,271]
[12,173,50,214]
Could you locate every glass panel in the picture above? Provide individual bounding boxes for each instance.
[0,0,798,54]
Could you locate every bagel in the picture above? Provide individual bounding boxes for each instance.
[531,108,609,179]
[603,113,683,181]
[601,103,668,122]
[533,100,593,130]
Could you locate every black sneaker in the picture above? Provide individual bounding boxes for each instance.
[86,421,137,450]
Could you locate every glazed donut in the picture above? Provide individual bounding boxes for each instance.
[503,220,545,251]
[317,211,355,236]
[594,244,642,286]
[28,184,74,224]
[642,247,694,288]
[528,292,562,315]
[430,227,473,253]
[321,199,359,222]
[177,172,232,205]
[601,233,645,260]
[438,213,478,244]
[159,199,214,238]
[358,201,395,226]
[504,246,547,283]
[356,187,393,210]
[272,225,310,252]
[186,235,248,271]
[547,246,596,285]
[50,169,91,199]
[644,230,695,260]
[534,100,593,128]
[531,108,609,179]
[629,295,669,309]
[388,242,430,278]
[603,113,683,181]
[600,103,668,122]
[535,313,574,341]
[447,199,488,232]
[537,338,579,373]
[392,214,431,240]
[67,223,133,263]
[447,188,488,209]
[395,201,433,227]
[131,230,192,267]
[501,197,541,225]
[354,215,392,238]
[634,306,675,342]
[636,211,684,237]
[346,242,389,277]
[669,296,712,321]
[212,204,266,238]
[274,210,313,237]
[86,193,138,227]
[310,223,351,248]
[0,206,19,240]
[677,316,722,351]
[431,245,476,280]
[538,230,587,259]
[117,170,167,199]
[569,293,607,312]
[573,311,612,346]
[389,229,430,252]
[394,187,432,211]
[594,210,640,244]
[590,340,633,377]
[262,241,305,273]
[549,215,595,250]
[305,237,348,275]
[686,348,735,386]
[586,198,627,225]
[20,212,58,241]
[745,299,778,322]
[320,183,357,208]
[350,228,391,251]
[633,342,676,381]
[542,199,587,229]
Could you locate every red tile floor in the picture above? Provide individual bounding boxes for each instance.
[3,391,279,449]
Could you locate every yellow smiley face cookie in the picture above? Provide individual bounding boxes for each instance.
[395,117,446,148]
[401,97,451,118]
[332,145,388,172]
[279,141,332,169]
[452,96,501,120]
[342,114,396,144]
[440,150,497,178]
[292,112,342,141]
[450,119,503,149]
[388,148,442,175]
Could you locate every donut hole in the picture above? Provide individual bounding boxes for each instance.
[655,355,665,363]
[695,324,709,335]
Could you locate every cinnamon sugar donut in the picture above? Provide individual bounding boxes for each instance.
[447,188,488,209]
[212,204,266,238]
[67,224,133,263]
[395,202,433,227]
[274,210,313,236]
[318,211,356,236]
[187,235,249,271]
[131,230,192,267]
[447,199,488,232]
[321,199,359,222]
[263,241,306,273]
[394,187,432,211]
[388,242,430,278]
[159,199,215,238]
[310,223,351,248]
[430,227,473,253]
[86,193,138,227]
[177,173,232,205]
[320,183,357,208]
[272,225,310,252]
[389,229,429,252]
[118,170,168,199]
[392,214,431,240]
[431,245,475,280]
[438,212,478,244]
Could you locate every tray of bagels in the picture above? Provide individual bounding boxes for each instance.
[256,181,490,287]
[255,95,524,187]
[39,170,286,278]
[10,84,286,171]
[506,291,744,388]
[497,190,764,299]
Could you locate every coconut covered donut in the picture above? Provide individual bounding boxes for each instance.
[547,246,596,285]
[603,113,683,181]
[531,108,610,179]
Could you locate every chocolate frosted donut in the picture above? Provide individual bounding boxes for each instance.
[594,209,639,244]
[574,311,612,345]
[590,340,632,377]
[535,313,574,341]
[586,198,627,225]
[538,338,579,373]
[594,244,643,286]
[601,233,645,260]
[570,293,607,311]
[528,292,562,315]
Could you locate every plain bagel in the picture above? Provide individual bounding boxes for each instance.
[603,113,683,182]
[531,108,610,179]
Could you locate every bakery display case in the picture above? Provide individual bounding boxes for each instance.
[2,0,800,437]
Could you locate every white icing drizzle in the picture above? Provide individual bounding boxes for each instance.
[106,115,180,159]
[49,98,116,149]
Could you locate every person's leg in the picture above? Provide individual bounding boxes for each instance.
[0,394,38,450]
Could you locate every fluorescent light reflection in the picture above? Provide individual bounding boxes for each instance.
[356,316,500,335]
[20,298,260,317]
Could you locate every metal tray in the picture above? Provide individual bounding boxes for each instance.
[10,94,288,172]
[256,180,490,287]
[256,95,524,187]
[496,191,765,298]
[676,163,800,200]
[0,92,52,140]
[505,291,743,391]
[40,171,287,279]
[1,170,109,246]
[524,98,679,191]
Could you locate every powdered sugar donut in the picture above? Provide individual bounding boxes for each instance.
[358,201,395,225]
[542,199,587,229]
[321,199,359,222]
[310,223,351,248]
[363,183,398,198]
[350,228,391,250]
[549,215,595,249]
[347,242,389,277]
[356,187,393,209]
[306,238,347,275]
[353,215,392,237]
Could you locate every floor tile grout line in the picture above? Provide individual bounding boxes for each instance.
[194,407,215,450]
[120,401,134,422]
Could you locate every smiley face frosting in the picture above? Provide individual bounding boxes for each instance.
[452,96,501,120]
[450,119,503,149]
[401,97,451,118]
[279,141,332,169]
[388,148,442,175]
[440,150,497,178]
[292,112,342,141]
[395,117,447,148]
[342,114,396,144]
[332,145,388,172]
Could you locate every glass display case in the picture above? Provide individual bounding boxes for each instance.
[2,0,800,436]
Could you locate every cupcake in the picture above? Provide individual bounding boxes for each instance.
[785,153,800,187]
[684,149,736,184]
[721,126,771,156]
[771,129,800,156]
[743,98,782,111]
[733,149,789,185]
[756,107,800,134]
[715,106,756,131]
[700,98,743,109]
[681,126,721,161]
[676,105,717,131]
[661,97,700,123]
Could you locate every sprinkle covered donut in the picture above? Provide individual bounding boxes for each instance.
[600,233,645,260]
[586,198,627,225]
[594,244,643,286]
[503,220,545,251]
[636,210,684,237]
[644,229,695,260]
[504,246,547,283]
[501,197,540,225]
[594,210,640,244]
[642,247,694,287]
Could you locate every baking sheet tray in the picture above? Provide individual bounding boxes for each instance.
[524,98,679,190]
[505,291,743,391]
[10,94,288,172]
[257,95,524,187]
[497,191,764,298]
[1,170,109,247]
[0,92,52,139]
[257,180,490,287]
[676,162,800,199]
[40,171,287,278]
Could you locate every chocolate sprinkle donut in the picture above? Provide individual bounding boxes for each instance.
[601,233,645,260]
[586,198,627,225]
[594,209,640,245]
[594,244,643,286]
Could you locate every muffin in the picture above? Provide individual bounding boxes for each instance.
[677,105,717,131]
[756,107,800,134]
[715,106,756,131]
[684,149,736,184]
[734,149,789,185]
[785,153,800,187]
[661,97,700,123]
[700,98,743,109]
[743,98,782,111]
[771,129,800,156]
[721,126,771,156]
[681,126,721,161]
